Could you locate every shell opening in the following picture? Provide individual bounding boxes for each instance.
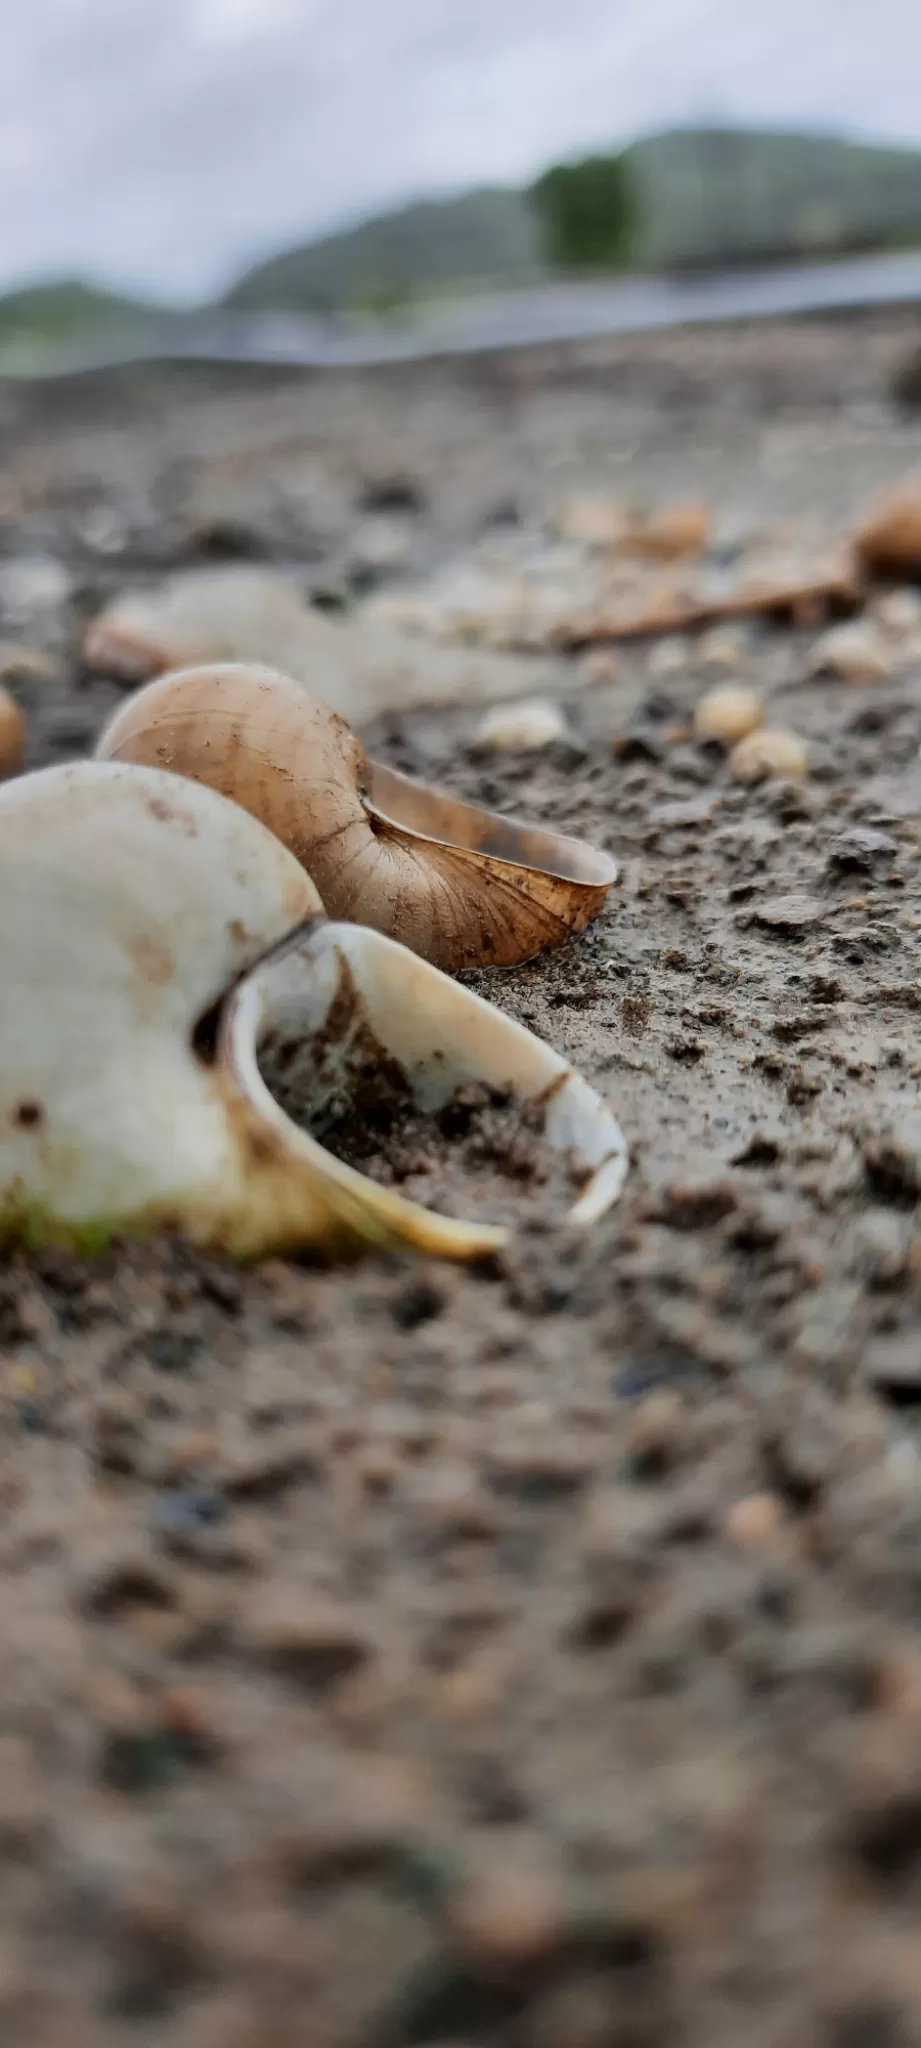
[366,760,617,889]
[221,921,628,1241]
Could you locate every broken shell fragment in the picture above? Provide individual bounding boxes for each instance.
[0,686,25,778]
[0,761,627,1258]
[729,727,807,783]
[96,663,617,973]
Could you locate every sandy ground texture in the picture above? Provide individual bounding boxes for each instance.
[5,314,921,2044]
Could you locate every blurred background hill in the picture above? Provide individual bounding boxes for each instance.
[7,124,921,364]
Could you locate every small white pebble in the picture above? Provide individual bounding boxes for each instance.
[694,685,763,745]
[697,627,750,674]
[807,620,892,684]
[647,635,689,679]
[870,588,921,639]
[473,699,571,752]
[729,727,807,783]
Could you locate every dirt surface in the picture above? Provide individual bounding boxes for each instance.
[6,316,921,2044]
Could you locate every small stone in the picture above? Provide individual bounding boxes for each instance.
[0,687,24,779]
[871,588,921,638]
[472,699,570,752]
[693,684,763,744]
[827,826,898,877]
[746,893,826,935]
[0,555,70,615]
[858,485,921,578]
[0,642,56,686]
[624,1390,686,1476]
[446,1836,568,1967]
[724,1493,782,1548]
[241,1588,373,1687]
[625,503,709,561]
[729,727,807,783]
[348,516,413,577]
[647,635,690,679]
[807,620,893,684]
[554,495,629,546]
[697,626,750,673]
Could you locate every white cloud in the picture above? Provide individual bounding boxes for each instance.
[1,0,920,301]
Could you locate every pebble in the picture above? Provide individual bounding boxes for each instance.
[554,495,629,546]
[625,503,709,561]
[647,634,690,678]
[746,893,826,934]
[0,555,70,615]
[870,587,921,638]
[729,727,807,783]
[0,687,24,778]
[697,625,750,672]
[693,684,763,744]
[472,698,570,751]
[241,1588,374,1687]
[807,621,893,684]
[446,1836,568,1967]
[857,487,921,578]
[724,1494,783,1548]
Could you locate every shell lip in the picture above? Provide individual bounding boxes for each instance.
[365,759,617,891]
[218,919,627,1256]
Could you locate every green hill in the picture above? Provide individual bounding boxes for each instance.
[223,187,542,314]
[0,280,169,345]
[224,127,921,314]
[626,128,921,268]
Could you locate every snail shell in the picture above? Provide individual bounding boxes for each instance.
[96,663,616,972]
[0,758,627,1259]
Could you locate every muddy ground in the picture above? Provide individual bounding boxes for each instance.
[5,314,921,2044]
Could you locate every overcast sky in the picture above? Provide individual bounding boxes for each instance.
[3,0,921,303]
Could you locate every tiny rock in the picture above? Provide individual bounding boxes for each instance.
[625,503,710,561]
[554,495,629,547]
[0,555,70,615]
[870,588,921,638]
[807,620,893,685]
[729,727,807,783]
[698,626,750,673]
[473,699,570,752]
[0,687,25,778]
[647,635,690,679]
[694,685,763,744]
[857,485,921,579]
[724,1494,783,1548]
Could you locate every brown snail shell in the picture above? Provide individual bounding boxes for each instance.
[96,663,617,972]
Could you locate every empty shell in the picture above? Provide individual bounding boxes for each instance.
[96,662,617,972]
[0,760,627,1259]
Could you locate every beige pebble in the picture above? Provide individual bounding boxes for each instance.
[724,1493,783,1547]
[729,727,807,783]
[857,487,921,578]
[807,620,893,684]
[0,687,24,779]
[694,685,763,744]
[472,699,570,751]
[698,626,750,673]
[447,1839,568,1966]
[554,494,629,547]
[870,588,921,639]
[625,502,709,561]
